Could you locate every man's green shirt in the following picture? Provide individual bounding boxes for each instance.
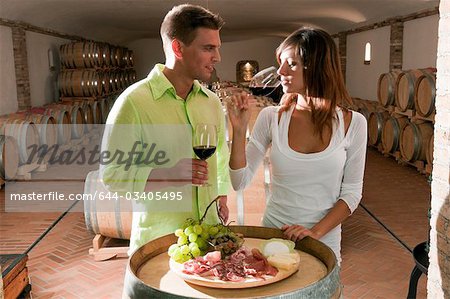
[101,64,230,253]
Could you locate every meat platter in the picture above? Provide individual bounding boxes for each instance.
[169,238,300,289]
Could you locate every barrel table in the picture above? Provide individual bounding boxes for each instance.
[124,226,341,298]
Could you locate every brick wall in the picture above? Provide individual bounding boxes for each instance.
[338,32,347,81]
[390,21,403,70]
[11,26,31,110]
[1,18,83,112]
[333,7,438,81]
[428,1,450,297]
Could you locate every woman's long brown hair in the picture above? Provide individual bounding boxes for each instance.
[277,27,352,140]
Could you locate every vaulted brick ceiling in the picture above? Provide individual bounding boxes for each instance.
[0,0,440,44]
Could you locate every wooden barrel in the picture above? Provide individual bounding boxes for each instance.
[90,101,103,125]
[426,132,434,166]
[414,71,436,117]
[61,100,98,129]
[127,69,137,85]
[106,71,118,92]
[0,119,39,165]
[95,43,105,68]
[99,43,112,67]
[80,103,94,133]
[395,69,436,112]
[400,121,434,162]
[61,105,85,139]
[122,70,130,88]
[99,98,109,123]
[61,103,92,135]
[60,41,100,69]
[83,170,132,239]
[107,71,117,93]
[118,70,126,91]
[368,111,389,146]
[110,46,123,67]
[0,135,19,180]
[124,226,341,299]
[122,48,130,67]
[98,70,111,95]
[377,70,401,107]
[26,114,57,150]
[44,108,71,145]
[127,49,134,67]
[58,69,102,97]
[355,100,378,124]
[123,69,137,87]
[106,96,116,115]
[381,115,408,153]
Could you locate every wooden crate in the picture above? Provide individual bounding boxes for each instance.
[1,254,31,299]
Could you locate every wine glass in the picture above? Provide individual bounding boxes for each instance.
[193,124,217,186]
[249,66,281,100]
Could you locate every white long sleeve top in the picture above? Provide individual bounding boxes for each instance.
[230,105,367,262]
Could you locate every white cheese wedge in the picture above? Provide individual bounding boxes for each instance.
[267,252,301,271]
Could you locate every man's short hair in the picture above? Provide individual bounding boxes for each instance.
[160,4,224,47]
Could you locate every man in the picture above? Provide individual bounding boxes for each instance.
[100,4,230,255]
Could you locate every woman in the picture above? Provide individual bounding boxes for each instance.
[228,27,367,263]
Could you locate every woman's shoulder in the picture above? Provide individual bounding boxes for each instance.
[337,107,367,136]
[262,105,280,112]
[346,110,367,136]
[349,110,367,126]
[258,105,280,119]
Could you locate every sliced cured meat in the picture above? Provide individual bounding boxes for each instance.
[181,247,278,281]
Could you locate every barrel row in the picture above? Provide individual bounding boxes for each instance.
[352,98,434,175]
[377,68,436,118]
[368,112,433,164]
[58,69,137,98]
[60,41,134,69]
[0,97,116,180]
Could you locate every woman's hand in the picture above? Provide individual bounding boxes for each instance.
[226,91,256,133]
[281,224,320,241]
[217,196,229,223]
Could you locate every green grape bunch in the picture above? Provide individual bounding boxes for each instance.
[167,218,244,263]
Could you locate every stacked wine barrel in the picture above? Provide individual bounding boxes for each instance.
[58,41,138,123]
[0,99,109,180]
[351,67,436,176]
[0,114,43,180]
[377,68,436,118]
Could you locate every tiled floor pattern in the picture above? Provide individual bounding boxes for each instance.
[1,147,430,298]
[361,150,430,250]
[341,207,427,298]
[0,212,61,254]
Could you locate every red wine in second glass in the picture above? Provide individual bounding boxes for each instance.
[193,145,216,160]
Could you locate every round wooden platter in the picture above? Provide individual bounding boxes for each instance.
[136,238,329,298]
[167,238,299,289]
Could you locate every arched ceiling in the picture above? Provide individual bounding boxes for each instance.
[0,0,439,44]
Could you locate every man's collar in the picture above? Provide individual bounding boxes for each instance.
[148,64,210,100]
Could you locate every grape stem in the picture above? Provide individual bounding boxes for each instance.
[199,196,221,224]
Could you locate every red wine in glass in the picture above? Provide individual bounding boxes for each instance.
[193,145,216,160]
[249,66,282,103]
[193,124,217,186]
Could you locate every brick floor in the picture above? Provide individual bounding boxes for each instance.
[1,145,430,298]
